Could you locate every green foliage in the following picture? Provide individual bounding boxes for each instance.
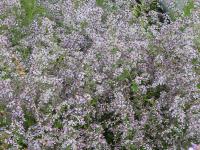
[116,69,132,81]
[96,0,105,7]
[90,98,98,107]
[73,0,86,9]
[103,128,114,144]
[126,129,135,140]
[110,4,118,13]
[16,46,32,61]
[179,25,187,32]
[183,0,194,17]
[193,25,200,53]
[15,132,27,149]
[77,113,93,129]
[20,0,46,26]
[84,64,93,76]
[55,55,65,64]
[128,48,134,52]
[55,19,64,28]
[112,59,124,69]
[100,113,122,147]
[40,104,53,115]
[143,112,169,149]
[46,54,66,75]
[80,20,88,30]
[0,131,11,149]
[145,85,168,99]
[197,83,200,89]
[48,0,60,4]
[20,0,36,26]
[129,144,137,150]
[111,47,119,54]
[84,79,96,94]
[0,65,12,80]
[10,79,25,97]
[66,145,71,150]
[0,13,8,20]
[132,0,159,18]
[9,28,27,46]
[132,4,142,18]
[116,68,140,83]
[60,104,68,113]
[96,0,118,14]
[130,84,168,120]
[0,25,8,34]
[148,44,163,56]
[64,25,76,35]
[191,57,200,75]
[53,33,61,44]
[191,58,199,65]
[168,10,178,21]
[191,58,200,74]
[0,103,11,128]
[53,118,63,129]
[140,18,149,31]
[23,107,37,131]
[150,0,158,11]
[96,53,102,60]
[101,11,108,24]
[131,81,138,93]
[106,79,115,89]
[0,25,8,30]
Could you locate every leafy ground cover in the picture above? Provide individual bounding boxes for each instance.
[0,0,199,149]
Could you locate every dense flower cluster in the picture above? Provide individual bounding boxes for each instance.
[0,0,200,149]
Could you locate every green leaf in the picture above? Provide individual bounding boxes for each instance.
[10,28,27,46]
[66,145,71,150]
[90,98,98,107]
[183,0,194,17]
[131,81,138,93]
[197,83,200,89]
[150,0,158,11]
[132,4,142,18]
[111,47,119,54]
[53,119,63,129]
[129,144,137,150]
[23,108,37,131]
[0,103,11,128]
[16,47,32,61]
[19,0,46,26]
[96,0,105,7]
[168,10,178,21]
[17,135,27,149]
[116,69,131,81]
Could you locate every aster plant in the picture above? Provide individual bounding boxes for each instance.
[0,0,199,149]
